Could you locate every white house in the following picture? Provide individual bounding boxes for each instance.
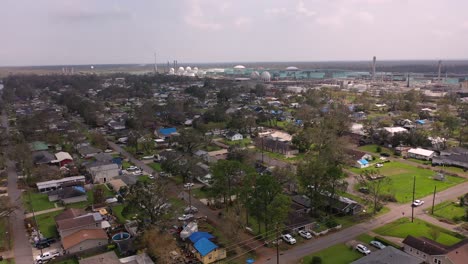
[88,163,120,183]
[356,159,370,169]
[225,131,243,141]
[408,148,435,160]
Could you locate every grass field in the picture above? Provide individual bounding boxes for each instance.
[373,218,463,246]
[34,210,64,238]
[433,201,467,223]
[356,233,374,244]
[148,162,162,172]
[0,217,10,250]
[0,259,15,264]
[22,191,56,212]
[112,204,128,224]
[302,243,362,264]
[351,161,466,203]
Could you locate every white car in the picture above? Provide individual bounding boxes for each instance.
[132,170,143,176]
[178,214,194,221]
[104,149,113,153]
[370,240,386,249]
[184,182,195,188]
[142,155,154,160]
[412,200,425,207]
[127,166,138,171]
[375,163,383,168]
[356,244,371,255]
[298,230,312,239]
[281,234,296,245]
[36,251,60,263]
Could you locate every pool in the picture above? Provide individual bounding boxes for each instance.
[112,232,130,241]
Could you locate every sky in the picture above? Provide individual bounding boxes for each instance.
[1,0,468,66]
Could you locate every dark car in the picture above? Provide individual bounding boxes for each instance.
[358,187,370,194]
[380,153,390,157]
[35,240,50,249]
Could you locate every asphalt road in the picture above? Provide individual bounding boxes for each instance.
[107,141,156,176]
[260,180,468,264]
[3,111,34,264]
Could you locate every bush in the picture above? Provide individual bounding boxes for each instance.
[379,193,397,202]
[325,218,338,228]
[376,146,382,153]
[374,236,400,249]
[311,256,322,264]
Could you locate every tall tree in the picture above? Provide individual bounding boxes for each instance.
[357,169,391,215]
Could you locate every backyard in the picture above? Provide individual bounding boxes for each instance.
[373,217,464,246]
[358,144,393,156]
[302,243,362,264]
[351,161,466,203]
[432,201,467,223]
[22,191,56,212]
[32,209,64,238]
[148,162,162,172]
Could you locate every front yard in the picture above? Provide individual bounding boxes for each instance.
[301,243,363,264]
[32,209,64,238]
[148,162,162,172]
[22,191,56,212]
[373,217,464,246]
[432,201,467,223]
[351,161,466,203]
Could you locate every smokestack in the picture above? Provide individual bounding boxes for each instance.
[407,73,410,88]
[372,56,376,81]
[154,53,157,74]
[438,60,442,83]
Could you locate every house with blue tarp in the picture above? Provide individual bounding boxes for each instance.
[157,127,177,138]
[188,232,226,264]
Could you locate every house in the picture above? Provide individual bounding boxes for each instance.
[408,148,435,160]
[56,212,103,237]
[403,236,468,264]
[255,137,298,157]
[48,186,87,204]
[351,246,423,264]
[206,149,228,163]
[62,229,108,254]
[108,120,126,131]
[32,151,56,165]
[53,152,73,167]
[225,131,243,141]
[188,232,226,264]
[77,145,101,159]
[292,193,362,216]
[88,163,120,183]
[36,176,86,193]
[345,149,373,168]
[157,127,177,138]
[55,208,86,222]
[432,147,468,170]
[383,127,408,136]
[108,179,127,193]
[78,251,154,264]
[94,153,113,163]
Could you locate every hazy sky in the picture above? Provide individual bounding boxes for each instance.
[1,0,468,66]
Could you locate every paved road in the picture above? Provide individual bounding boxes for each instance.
[260,180,468,264]
[107,141,156,176]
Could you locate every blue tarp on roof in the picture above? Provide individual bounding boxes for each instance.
[416,120,425,125]
[112,157,123,166]
[193,237,218,257]
[159,127,177,136]
[73,186,85,193]
[358,159,369,165]
[189,232,215,243]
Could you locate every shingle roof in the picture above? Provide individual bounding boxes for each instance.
[55,208,87,222]
[56,215,96,231]
[193,237,218,257]
[62,229,108,250]
[351,246,422,264]
[402,236,448,255]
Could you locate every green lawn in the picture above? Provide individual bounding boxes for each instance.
[34,210,64,238]
[112,204,129,224]
[433,201,467,223]
[356,233,374,244]
[351,161,466,203]
[0,217,10,251]
[22,191,56,212]
[373,218,463,246]
[358,144,392,155]
[407,158,431,165]
[148,162,162,172]
[0,259,15,264]
[223,138,252,147]
[122,160,133,170]
[191,187,210,199]
[302,243,362,264]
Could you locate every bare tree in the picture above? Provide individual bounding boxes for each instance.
[357,169,392,214]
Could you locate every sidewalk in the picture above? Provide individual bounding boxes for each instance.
[24,207,65,218]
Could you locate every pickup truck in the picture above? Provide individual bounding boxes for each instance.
[36,251,60,263]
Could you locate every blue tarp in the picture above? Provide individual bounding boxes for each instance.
[73,186,85,193]
[188,232,215,243]
[193,237,218,257]
[416,120,425,125]
[358,159,369,165]
[159,127,177,136]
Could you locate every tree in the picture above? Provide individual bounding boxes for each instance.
[93,186,105,204]
[126,180,169,228]
[90,132,107,150]
[357,169,392,215]
[429,228,440,241]
[175,129,206,154]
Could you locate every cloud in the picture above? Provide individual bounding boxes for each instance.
[355,11,374,23]
[264,7,288,16]
[52,2,132,23]
[184,0,222,31]
[296,0,316,17]
[431,29,453,38]
[316,15,343,27]
[234,17,251,28]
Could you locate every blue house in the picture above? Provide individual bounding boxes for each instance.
[188,232,226,264]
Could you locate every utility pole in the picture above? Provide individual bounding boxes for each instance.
[28,189,43,255]
[276,224,279,264]
[261,137,264,164]
[431,185,437,215]
[411,176,416,223]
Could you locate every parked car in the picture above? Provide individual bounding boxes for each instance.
[178,214,194,221]
[104,149,113,153]
[281,234,296,245]
[412,200,425,207]
[160,172,172,177]
[127,166,138,171]
[184,206,198,214]
[355,244,371,255]
[375,163,383,168]
[36,251,60,263]
[380,153,390,157]
[358,187,370,194]
[142,155,154,160]
[132,170,143,176]
[184,182,195,188]
[370,240,386,249]
[298,230,312,239]
[35,240,50,249]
